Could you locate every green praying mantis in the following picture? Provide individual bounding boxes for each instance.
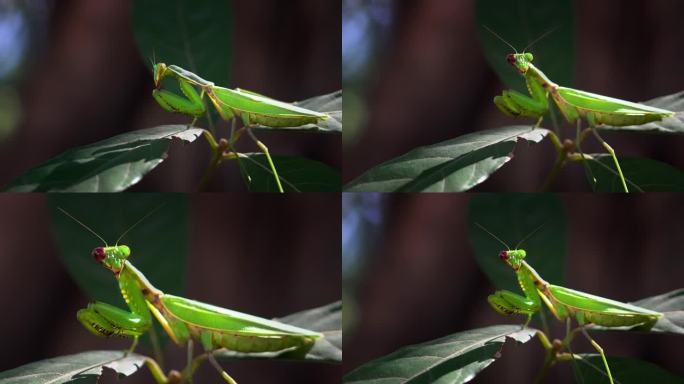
[485,26,675,192]
[152,62,330,193]
[477,224,662,384]
[59,208,324,384]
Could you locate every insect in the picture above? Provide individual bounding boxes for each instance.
[152,62,330,193]
[485,26,675,192]
[477,223,662,384]
[60,208,324,384]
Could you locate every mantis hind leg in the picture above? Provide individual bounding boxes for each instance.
[590,126,629,193]
[581,328,615,384]
[208,353,238,384]
[242,118,284,193]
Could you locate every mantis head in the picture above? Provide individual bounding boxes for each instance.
[499,249,526,270]
[506,53,534,74]
[92,245,131,274]
[475,222,544,271]
[153,62,167,88]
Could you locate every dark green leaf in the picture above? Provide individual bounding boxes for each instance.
[240,153,341,192]
[467,194,567,293]
[0,351,147,384]
[344,126,548,192]
[132,0,232,87]
[586,155,684,192]
[597,91,684,134]
[475,0,575,93]
[588,289,684,335]
[47,194,187,347]
[215,301,342,363]
[250,90,343,133]
[574,355,684,384]
[3,125,203,192]
[343,325,536,384]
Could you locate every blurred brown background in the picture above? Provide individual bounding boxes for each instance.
[0,0,341,191]
[343,0,684,190]
[343,193,684,383]
[0,194,341,383]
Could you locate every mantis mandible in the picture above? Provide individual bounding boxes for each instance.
[152,62,330,193]
[485,27,675,192]
[477,224,662,384]
[60,208,324,384]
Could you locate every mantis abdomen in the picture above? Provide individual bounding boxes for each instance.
[199,329,315,352]
[160,294,322,353]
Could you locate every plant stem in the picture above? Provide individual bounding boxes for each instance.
[541,150,567,192]
[198,136,229,192]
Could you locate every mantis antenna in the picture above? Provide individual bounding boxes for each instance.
[475,222,511,250]
[482,25,518,53]
[513,222,547,250]
[57,207,108,246]
[115,203,167,246]
[522,26,560,53]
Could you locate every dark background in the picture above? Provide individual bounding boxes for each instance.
[0,0,341,191]
[343,193,684,383]
[343,0,684,190]
[0,193,341,383]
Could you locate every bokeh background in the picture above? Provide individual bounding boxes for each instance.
[0,0,340,191]
[0,193,341,383]
[343,0,684,190]
[343,193,684,382]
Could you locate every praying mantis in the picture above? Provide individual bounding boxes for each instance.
[152,62,330,193]
[477,224,662,384]
[59,208,324,384]
[485,27,675,192]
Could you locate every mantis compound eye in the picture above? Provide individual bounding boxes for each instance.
[506,54,516,65]
[499,251,509,261]
[92,247,106,262]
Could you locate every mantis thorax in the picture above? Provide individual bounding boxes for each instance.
[499,249,526,270]
[92,245,131,274]
[506,53,534,74]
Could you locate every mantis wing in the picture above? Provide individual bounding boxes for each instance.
[210,86,329,121]
[557,87,674,125]
[161,294,323,338]
[548,284,662,327]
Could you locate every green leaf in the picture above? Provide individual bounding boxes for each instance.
[251,90,343,134]
[343,325,536,384]
[215,301,342,363]
[588,289,684,335]
[574,355,684,384]
[597,90,684,134]
[467,194,567,293]
[344,126,548,192]
[132,0,232,87]
[587,155,684,192]
[475,0,575,93]
[3,125,203,192]
[46,194,187,347]
[240,153,341,192]
[0,351,147,384]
